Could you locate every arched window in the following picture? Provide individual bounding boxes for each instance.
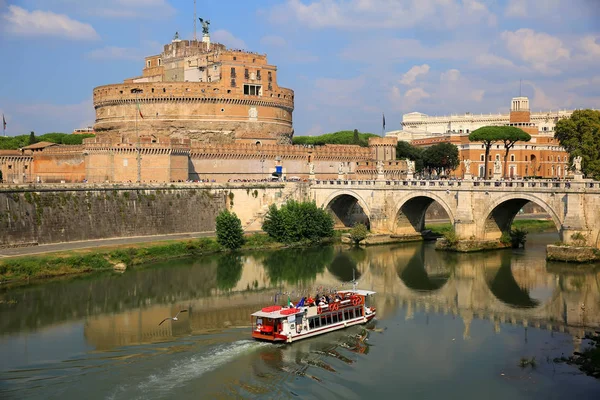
[525,156,528,161]
[510,154,515,162]
[480,154,484,161]
[495,154,500,161]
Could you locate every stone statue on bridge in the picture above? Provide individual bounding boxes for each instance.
[338,162,345,175]
[377,161,385,175]
[572,156,583,173]
[309,162,315,175]
[405,159,415,173]
[463,159,471,174]
[494,159,502,175]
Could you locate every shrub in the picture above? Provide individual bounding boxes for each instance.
[571,232,588,247]
[262,200,334,243]
[216,210,245,250]
[349,222,368,245]
[443,231,459,246]
[500,232,512,245]
[510,228,528,248]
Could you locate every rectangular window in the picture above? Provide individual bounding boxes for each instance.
[230,67,236,78]
[243,84,262,96]
[123,159,128,167]
[244,68,249,79]
[326,315,332,325]
[309,319,315,329]
[332,313,338,323]
[268,71,272,82]
[8,165,12,170]
[146,60,151,68]
[231,79,236,87]
[344,310,349,320]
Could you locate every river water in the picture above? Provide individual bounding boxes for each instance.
[1,233,600,399]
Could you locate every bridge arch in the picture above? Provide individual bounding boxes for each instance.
[321,190,371,229]
[393,192,455,236]
[480,193,561,240]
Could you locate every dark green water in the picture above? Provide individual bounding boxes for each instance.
[1,233,600,399]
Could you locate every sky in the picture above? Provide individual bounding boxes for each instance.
[0,0,599,137]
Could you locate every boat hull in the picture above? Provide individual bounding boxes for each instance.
[252,312,376,343]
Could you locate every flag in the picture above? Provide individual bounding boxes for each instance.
[2,114,6,131]
[296,297,305,309]
[287,296,293,308]
[137,102,144,119]
[382,113,386,130]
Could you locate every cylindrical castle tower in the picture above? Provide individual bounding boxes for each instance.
[93,33,294,144]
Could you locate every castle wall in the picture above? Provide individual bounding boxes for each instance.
[32,146,85,183]
[0,152,33,184]
[93,82,294,143]
[0,186,226,247]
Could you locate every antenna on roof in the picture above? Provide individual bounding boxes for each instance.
[519,78,522,97]
[193,0,197,41]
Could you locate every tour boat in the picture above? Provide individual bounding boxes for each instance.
[251,289,376,343]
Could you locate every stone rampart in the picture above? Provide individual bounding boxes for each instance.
[0,183,289,247]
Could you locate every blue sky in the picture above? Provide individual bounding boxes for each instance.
[0,0,599,137]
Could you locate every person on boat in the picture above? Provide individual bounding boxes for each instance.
[256,318,263,332]
[318,297,326,306]
[325,295,331,304]
[307,296,315,306]
[335,294,342,302]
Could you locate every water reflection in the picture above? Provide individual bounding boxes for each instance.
[2,235,600,398]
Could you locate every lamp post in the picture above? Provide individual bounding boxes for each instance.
[132,88,143,183]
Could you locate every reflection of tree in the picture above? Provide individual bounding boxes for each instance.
[216,253,244,291]
[397,244,450,291]
[327,252,362,282]
[263,247,334,285]
[488,253,539,308]
[0,258,218,335]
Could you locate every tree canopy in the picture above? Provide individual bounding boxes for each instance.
[469,126,529,179]
[554,109,600,180]
[0,132,95,150]
[422,142,460,173]
[396,140,424,171]
[293,130,379,147]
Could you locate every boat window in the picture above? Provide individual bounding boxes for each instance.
[332,313,338,323]
[309,318,315,329]
[338,312,343,322]
[326,315,332,325]
[344,310,350,320]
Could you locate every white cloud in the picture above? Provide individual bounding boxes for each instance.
[504,0,528,17]
[579,35,600,58]
[1,5,99,40]
[501,29,570,75]
[440,69,461,82]
[405,88,430,101]
[260,35,287,47]
[267,0,496,30]
[400,64,430,85]
[475,53,516,68]
[213,30,247,49]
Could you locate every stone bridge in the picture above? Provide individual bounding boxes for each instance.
[308,179,600,248]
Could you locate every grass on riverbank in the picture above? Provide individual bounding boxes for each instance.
[426,219,557,236]
[0,233,287,284]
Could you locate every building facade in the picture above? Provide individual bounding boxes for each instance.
[93,31,294,145]
[404,97,570,179]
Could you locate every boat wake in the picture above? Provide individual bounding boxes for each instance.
[107,340,268,399]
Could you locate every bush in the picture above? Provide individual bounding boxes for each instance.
[216,210,245,250]
[349,222,368,245]
[510,228,528,248]
[443,231,459,246]
[571,232,588,247]
[262,200,334,243]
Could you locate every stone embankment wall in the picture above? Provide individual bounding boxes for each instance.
[0,183,289,247]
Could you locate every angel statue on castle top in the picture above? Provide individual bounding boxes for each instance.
[199,18,210,35]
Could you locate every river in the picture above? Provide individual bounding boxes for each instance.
[1,233,599,399]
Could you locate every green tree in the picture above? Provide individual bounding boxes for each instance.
[28,131,37,145]
[495,126,531,178]
[262,200,334,243]
[349,222,368,245]
[216,253,244,290]
[554,109,600,180]
[469,127,506,179]
[353,129,360,145]
[396,140,424,171]
[292,130,379,147]
[422,143,459,175]
[215,210,245,250]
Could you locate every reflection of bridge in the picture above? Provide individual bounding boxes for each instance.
[83,243,600,351]
[309,179,600,248]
